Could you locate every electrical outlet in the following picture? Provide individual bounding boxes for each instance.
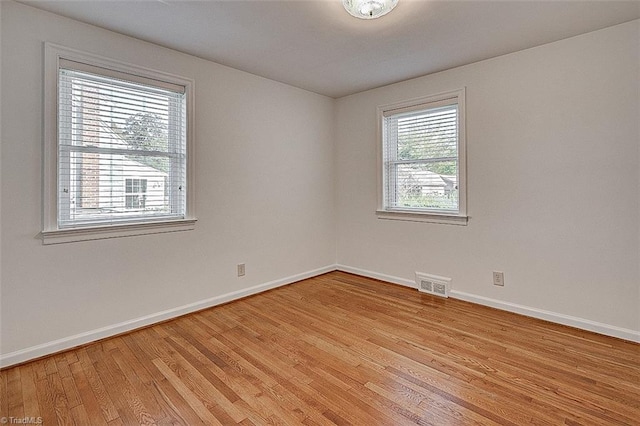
[493,271,504,286]
[237,263,245,277]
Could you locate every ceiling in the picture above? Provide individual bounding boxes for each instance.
[21,0,640,98]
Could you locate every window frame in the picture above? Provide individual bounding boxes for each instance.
[376,88,468,225]
[42,43,196,244]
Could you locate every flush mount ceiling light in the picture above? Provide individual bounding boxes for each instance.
[343,0,399,19]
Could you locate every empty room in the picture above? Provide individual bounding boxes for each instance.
[1,0,639,424]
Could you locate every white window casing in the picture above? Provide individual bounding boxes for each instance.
[42,43,196,244]
[377,89,468,225]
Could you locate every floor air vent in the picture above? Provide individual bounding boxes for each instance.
[416,272,451,298]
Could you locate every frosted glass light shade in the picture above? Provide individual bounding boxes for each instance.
[343,0,398,19]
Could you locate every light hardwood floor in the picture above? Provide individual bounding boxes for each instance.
[1,271,639,425]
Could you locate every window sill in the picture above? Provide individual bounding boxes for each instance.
[376,209,468,225]
[41,218,197,245]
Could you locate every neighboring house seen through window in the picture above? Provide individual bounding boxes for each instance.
[377,89,467,225]
[43,44,195,244]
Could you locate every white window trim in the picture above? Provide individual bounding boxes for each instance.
[376,88,468,225]
[42,43,196,245]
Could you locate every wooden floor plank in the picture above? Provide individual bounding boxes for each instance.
[5,367,24,419]
[152,358,223,425]
[0,370,8,416]
[18,364,41,422]
[75,348,120,423]
[33,377,58,425]
[67,360,110,426]
[1,271,638,425]
[46,372,74,425]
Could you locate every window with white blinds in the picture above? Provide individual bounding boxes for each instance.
[378,89,466,222]
[43,44,195,243]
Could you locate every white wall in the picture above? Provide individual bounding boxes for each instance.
[0,1,336,363]
[1,2,638,366]
[335,21,640,337]
[0,1,3,358]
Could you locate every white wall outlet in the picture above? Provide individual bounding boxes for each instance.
[237,263,245,277]
[493,271,504,286]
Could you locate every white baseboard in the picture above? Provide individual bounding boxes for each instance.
[336,264,640,343]
[0,264,336,368]
[3,263,637,368]
[336,264,416,288]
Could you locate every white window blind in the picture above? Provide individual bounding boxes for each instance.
[381,91,465,217]
[57,63,187,228]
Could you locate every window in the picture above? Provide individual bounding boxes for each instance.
[43,44,195,244]
[377,89,467,224]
